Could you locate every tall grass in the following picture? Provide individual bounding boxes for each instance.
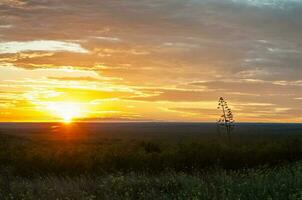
[0,133,301,199]
[0,163,301,199]
[0,134,301,176]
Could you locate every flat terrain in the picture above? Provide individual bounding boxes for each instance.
[0,123,301,199]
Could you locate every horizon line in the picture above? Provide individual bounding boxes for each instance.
[0,121,301,124]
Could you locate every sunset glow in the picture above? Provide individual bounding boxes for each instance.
[46,102,83,123]
[0,0,301,122]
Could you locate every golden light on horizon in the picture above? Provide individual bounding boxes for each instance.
[0,0,301,123]
[46,102,83,123]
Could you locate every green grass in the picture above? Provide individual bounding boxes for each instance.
[0,134,301,176]
[0,163,302,199]
[0,132,301,199]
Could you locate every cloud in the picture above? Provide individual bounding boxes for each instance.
[43,87,136,102]
[128,88,217,102]
[93,36,122,42]
[190,79,302,95]
[0,40,89,54]
[0,0,26,7]
[232,0,302,9]
[1,0,301,82]
[0,24,13,29]
[168,107,218,116]
[1,0,302,122]
[47,76,100,82]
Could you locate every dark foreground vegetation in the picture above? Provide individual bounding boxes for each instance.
[0,163,301,200]
[0,123,301,199]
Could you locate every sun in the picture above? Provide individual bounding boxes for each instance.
[62,114,72,124]
[46,102,82,123]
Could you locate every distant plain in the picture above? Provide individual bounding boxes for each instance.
[0,123,301,199]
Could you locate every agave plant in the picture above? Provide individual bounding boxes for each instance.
[217,97,235,137]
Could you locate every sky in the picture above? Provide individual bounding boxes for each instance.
[0,0,302,122]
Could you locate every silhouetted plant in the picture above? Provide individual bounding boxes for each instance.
[217,97,235,138]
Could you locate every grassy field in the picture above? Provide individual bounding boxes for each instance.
[1,164,302,200]
[0,123,301,199]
